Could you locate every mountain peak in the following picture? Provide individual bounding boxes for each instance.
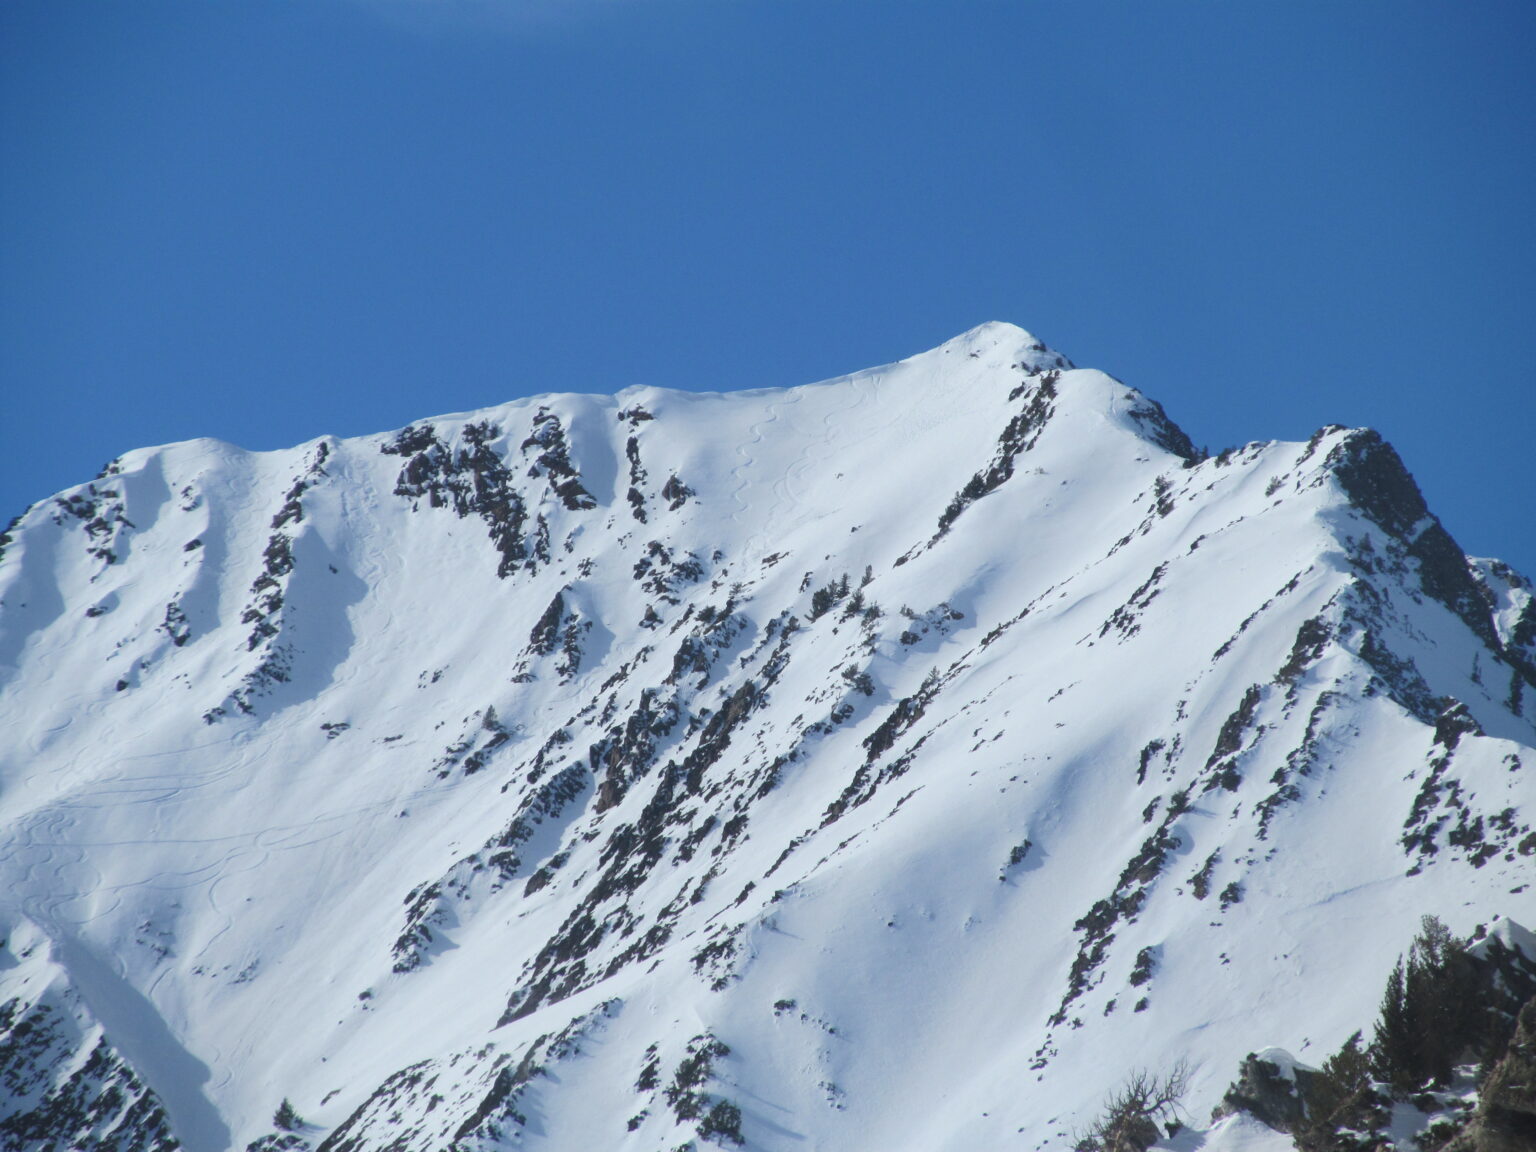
[927,319,1075,373]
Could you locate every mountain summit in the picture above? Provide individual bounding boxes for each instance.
[1,325,1532,1151]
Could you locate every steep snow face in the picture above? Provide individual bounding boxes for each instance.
[0,321,1532,1152]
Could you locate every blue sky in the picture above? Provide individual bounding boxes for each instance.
[3,1,1534,575]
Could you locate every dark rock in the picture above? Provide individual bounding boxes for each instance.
[1213,1050,1318,1134]
[1326,430,1498,650]
[1446,996,1536,1152]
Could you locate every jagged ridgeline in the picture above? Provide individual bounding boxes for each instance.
[0,323,1533,1152]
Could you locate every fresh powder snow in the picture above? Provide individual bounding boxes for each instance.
[0,322,1532,1151]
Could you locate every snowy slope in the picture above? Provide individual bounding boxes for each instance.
[0,322,1532,1151]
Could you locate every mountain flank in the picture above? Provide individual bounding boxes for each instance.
[1,322,1532,1151]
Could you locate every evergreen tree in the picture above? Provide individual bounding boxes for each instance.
[1370,915,1482,1090]
[1413,915,1482,1083]
[273,1099,303,1132]
[1372,959,1418,1091]
[1295,1032,1379,1152]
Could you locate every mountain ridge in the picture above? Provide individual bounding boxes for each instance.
[1,323,1532,1152]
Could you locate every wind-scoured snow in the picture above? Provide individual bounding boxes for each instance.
[0,322,1531,1151]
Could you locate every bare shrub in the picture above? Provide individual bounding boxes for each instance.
[1075,1061,1190,1152]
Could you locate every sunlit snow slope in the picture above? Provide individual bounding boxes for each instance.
[1,322,1533,1151]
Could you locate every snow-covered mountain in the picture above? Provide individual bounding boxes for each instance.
[1,322,1532,1152]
